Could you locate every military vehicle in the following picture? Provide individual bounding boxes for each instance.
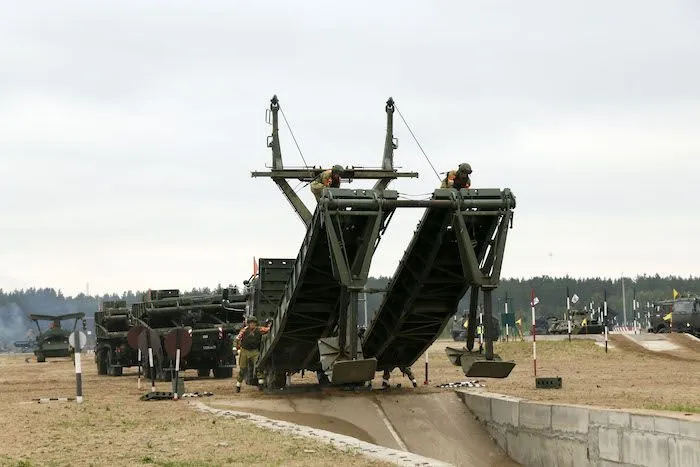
[94,300,139,376]
[241,95,516,390]
[130,288,244,380]
[13,340,36,352]
[648,297,700,336]
[29,312,86,362]
[547,309,604,335]
[450,311,501,342]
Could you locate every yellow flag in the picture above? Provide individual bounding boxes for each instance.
[663,312,672,321]
[515,318,522,325]
[463,319,469,329]
[673,289,679,299]
[581,318,587,326]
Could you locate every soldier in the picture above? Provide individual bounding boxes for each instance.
[310,165,343,201]
[440,163,472,190]
[234,316,270,393]
[382,366,418,388]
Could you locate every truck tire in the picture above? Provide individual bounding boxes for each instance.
[197,368,211,378]
[36,354,46,363]
[97,349,108,375]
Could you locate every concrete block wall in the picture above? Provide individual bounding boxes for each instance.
[456,390,700,467]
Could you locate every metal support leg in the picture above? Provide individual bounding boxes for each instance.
[348,289,359,360]
[466,286,480,351]
[337,288,348,359]
[483,288,494,360]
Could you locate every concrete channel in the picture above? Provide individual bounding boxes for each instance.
[195,388,700,467]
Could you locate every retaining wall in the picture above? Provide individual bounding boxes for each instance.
[457,390,700,467]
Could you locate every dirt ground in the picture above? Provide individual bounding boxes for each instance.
[420,335,700,413]
[0,354,390,467]
[1,333,698,466]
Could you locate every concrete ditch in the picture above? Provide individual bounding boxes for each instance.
[457,390,700,467]
[196,391,517,466]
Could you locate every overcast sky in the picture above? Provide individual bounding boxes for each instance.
[2,0,699,297]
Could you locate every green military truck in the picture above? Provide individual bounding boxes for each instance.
[131,289,244,380]
[94,300,139,376]
[648,297,700,336]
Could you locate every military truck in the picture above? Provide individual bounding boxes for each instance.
[131,289,244,380]
[648,297,700,336]
[94,300,139,376]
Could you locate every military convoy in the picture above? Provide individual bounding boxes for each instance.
[94,288,246,380]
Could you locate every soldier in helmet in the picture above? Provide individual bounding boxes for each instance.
[440,163,472,190]
[310,165,343,201]
[234,316,270,393]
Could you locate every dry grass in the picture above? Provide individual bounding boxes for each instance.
[399,336,700,413]
[2,334,698,466]
[0,355,389,467]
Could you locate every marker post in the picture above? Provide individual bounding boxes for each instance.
[73,330,84,404]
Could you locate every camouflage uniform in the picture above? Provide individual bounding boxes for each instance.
[310,165,343,201]
[235,321,270,392]
[382,366,418,388]
[440,163,472,190]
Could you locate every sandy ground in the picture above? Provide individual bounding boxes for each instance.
[0,354,390,467]
[1,332,698,466]
[429,335,700,413]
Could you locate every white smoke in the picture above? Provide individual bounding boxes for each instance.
[0,302,32,345]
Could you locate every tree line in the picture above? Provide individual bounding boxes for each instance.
[1,275,697,345]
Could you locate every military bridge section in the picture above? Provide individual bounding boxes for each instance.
[362,188,515,372]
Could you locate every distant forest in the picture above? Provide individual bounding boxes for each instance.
[1,275,698,346]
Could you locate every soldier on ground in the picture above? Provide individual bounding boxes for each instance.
[382,366,418,388]
[310,165,343,201]
[440,163,472,190]
[234,316,270,393]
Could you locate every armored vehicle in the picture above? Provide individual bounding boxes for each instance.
[94,300,139,376]
[547,309,604,335]
[29,313,86,362]
[131,289,244,380]
[649,297,700,335]
[450,311,500,341]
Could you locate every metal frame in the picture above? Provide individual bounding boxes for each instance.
[251,95,418,227]
[361,188,517,370]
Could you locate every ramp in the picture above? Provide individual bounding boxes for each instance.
[363,188,515,372]
[258,189,398,379]
[207,391,517,466]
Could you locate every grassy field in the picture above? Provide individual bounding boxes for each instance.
[0,355,389,467]
[1,334,698,466]
[411,336,700,413]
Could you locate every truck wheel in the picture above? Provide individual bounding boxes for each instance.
[197,368,211,378]
[213,367,233,379]
[37,354,46,363]
[97,350,108,375]
[452,331,459,341]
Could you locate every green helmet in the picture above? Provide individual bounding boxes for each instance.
[331,165,343,175]
[458,163,472,175]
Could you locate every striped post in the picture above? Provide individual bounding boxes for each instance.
[137,348,142,390]
[423,350,429,385]
[73,330,83,404]
[566,287,571,342]
[531,288,537,377]
[604,289,609,353]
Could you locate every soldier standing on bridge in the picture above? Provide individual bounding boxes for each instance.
[234,316,270,393]
[440,163,472,190]
[310,165,343,201]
